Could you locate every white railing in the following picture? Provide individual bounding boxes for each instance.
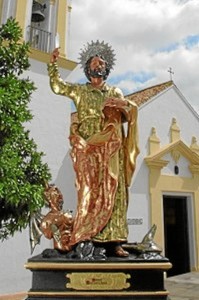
[27,25,52,53]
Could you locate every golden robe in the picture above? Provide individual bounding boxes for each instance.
[48,62,139,247]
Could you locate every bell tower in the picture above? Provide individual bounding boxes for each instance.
[0,0,76,69]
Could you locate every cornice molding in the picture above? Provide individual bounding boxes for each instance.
[29,48,77,71]
[145,158,169,169]
[145,140,199,165]
[189,164,199,175]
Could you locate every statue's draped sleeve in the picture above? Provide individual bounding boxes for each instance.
[47,62,80,107]
[123,99,140,187]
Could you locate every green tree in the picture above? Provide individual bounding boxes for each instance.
[0,18,51,240]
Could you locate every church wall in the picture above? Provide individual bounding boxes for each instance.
[24,61,78,213]
[127,193,150,243]
[128,86,199,244]
[137,87,199,147]
[25,60,72,179]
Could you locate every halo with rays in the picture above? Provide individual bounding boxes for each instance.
[79,40,116,70]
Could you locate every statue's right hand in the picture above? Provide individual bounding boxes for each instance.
[50,48,60,63]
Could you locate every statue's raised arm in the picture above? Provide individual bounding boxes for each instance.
[47,47,79,102]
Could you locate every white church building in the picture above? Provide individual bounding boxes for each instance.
[0,0,199,296]
[127,81,199,277]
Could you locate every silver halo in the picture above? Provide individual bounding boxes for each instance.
[79,40,116,70]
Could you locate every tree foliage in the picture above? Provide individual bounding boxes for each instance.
[0,18,51,240]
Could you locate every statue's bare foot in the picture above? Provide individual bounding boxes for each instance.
[115,245,129,257]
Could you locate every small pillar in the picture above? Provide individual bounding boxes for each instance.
[170,118,180,142]
[149,127,160,154]
[190,136,199,155]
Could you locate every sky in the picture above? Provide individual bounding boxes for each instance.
[67,0,199,113]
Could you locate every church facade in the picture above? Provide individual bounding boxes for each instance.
[127,81,199,276]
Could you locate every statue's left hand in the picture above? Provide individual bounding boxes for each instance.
[50,48,60,63]
[103,97,128,109]
[103,98,130,122]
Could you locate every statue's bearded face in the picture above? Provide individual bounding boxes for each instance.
[89,56,106,78]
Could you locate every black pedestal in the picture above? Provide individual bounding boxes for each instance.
[25,253,171,300]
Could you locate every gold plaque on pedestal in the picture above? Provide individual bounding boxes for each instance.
[66,272,131,290]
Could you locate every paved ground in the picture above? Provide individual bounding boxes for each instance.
[0,293,26,300]
[165,271,199,300]
[0,272,198,300]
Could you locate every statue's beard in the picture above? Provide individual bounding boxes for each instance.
[89,68,106,78]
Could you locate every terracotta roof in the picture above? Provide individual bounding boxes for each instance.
[125,81,173,107]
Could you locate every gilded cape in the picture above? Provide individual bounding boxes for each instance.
[48,62,139,247]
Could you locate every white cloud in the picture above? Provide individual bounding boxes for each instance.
[67,0,199,112]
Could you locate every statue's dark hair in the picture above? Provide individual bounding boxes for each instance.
[84,55,111,81]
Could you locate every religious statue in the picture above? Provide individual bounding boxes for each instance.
[46,40,139,257]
